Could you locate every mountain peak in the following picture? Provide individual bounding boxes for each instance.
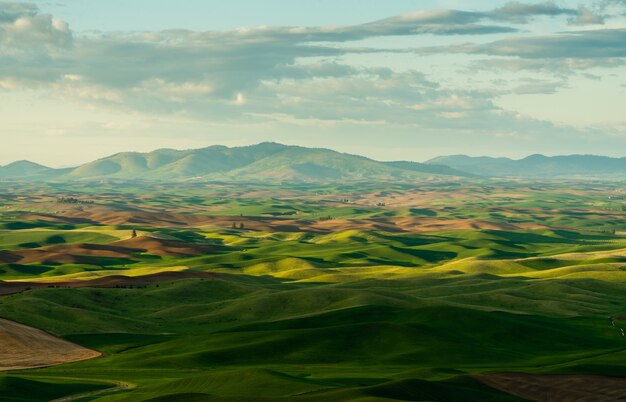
[4,160,50,169]
[2,145,624,181]
[0,160,53,179]
[24,143,467,181]
[522,154,548,161]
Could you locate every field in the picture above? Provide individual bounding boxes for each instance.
[1,178,626,401]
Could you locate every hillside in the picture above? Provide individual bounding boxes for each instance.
[69,143,469,181]
[3,143,469,181]
[4,145,625,181]
[384,160,477,177]
[426,154,626,178]
[1,178,626,400]
[0,161,53,179]
[0,318,100,370]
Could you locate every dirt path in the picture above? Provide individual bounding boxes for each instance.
[474,372,626,401]
[0,318,101,371]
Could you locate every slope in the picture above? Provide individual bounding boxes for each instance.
[426,154,626,177]
[56,143,467,181]
[0,318,100,370]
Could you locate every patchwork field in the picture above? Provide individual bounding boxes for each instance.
[0,179,625,401]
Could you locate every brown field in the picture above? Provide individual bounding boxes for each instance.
[0,318,100,371]
[0,271,219,296]
[311,216,525,232]
[475,372,626,402]
[20,209,549,233]
[0,236,218,265]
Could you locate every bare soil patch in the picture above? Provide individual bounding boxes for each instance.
[0,271,220,296]
[111,236,217,256]
[0,318,100,371]
[312,217,523,233]
[19,208,552,234]
[0,236,218,265]
[474,372,626,402]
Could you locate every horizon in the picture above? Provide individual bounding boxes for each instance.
[1,141,625,169]
[1,1,625,166]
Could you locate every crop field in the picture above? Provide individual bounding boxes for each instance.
[1,179,626,401]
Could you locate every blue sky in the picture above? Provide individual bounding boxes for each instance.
[1,1,625,166]
[32,1,503,31]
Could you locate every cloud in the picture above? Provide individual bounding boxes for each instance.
[471,29,626,59]
[488,1,578,23]
[353,10,516,36]
[0,4,516,97]
[0,0,624,151]
[568,6,605,25]
[0,1,606,98]
[416,28,626,64]
[0,2,71,48]
[0,2,37,22]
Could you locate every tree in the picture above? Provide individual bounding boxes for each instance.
[131,229,137,238]
[239,223,244,229]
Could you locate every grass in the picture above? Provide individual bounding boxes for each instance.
[0,375,112,402]
[0,179,625,400]
[0,230,118,250]
[2,273,626,400]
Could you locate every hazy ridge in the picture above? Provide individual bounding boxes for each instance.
[0,142,469,181]
[1,143,624,181]
[427,154,626,178]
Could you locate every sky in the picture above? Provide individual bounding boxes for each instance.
[1,1,626,167]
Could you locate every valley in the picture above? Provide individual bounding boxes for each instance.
[0,178,625,401]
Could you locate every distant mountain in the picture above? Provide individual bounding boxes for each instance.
[0,161,53,179]
[383,161,476,177]
[4,146,623,181]
[2,143,468,182]
[426,154,626,178]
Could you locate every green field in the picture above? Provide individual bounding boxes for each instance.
[1,179,625,401]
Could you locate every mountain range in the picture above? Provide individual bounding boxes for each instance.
[426,154,626,178]
[0,143,468,182]
[0,143,623,181]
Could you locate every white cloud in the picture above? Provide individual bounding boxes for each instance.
[569,6,606,25]
[234,92,246,106]
[0,5,72,48]
[0,1,624,162]
[438,111,468,119]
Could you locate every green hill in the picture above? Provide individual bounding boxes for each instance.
[384,160,474,177]
[5,145,624,181]
[0,161,54,179]
[426,154,626,178]
[59,143,470,181]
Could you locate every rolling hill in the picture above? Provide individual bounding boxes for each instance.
[2,143,470,181]
[426,154,626,178]
[0,161,53,179]
[0,318,100,370]
[4,145,624,181]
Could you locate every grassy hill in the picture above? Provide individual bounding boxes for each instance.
[4,143,470,181]
[384,160,476,177]
[2,268,625,401]
[0,161,54,179]
[68,143,469,181]
[5,145,625,181]
[0,178,625,400]
[426,154,626,178]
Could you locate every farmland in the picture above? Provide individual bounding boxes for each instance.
[1,179,625,401]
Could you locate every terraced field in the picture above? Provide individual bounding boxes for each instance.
[0,180,625,401]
